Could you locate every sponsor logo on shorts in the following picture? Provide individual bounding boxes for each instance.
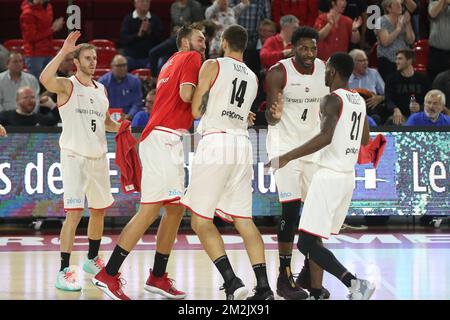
[169,190,183,197]
[345,147,359,155]
[66,198,82,205]
[279,192,292,199]
[221,110,244,121]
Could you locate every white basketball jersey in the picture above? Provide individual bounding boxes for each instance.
[317,88,367,173]
[267,58,329,161]
[58,76,109,158]
[197,57,258,135]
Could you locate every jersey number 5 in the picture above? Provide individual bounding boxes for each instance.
[91,119,97,132]
[350,111,362,140]
[230,78,247,108]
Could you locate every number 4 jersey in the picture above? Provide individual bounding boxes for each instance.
[317,88,367,173]
[58,75,109,158]
[197,57,258,135]
[266,58,329,160]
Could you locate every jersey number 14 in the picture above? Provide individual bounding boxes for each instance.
[230,78,247,108]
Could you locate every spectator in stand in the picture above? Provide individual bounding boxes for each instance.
[131,88,156,128]
[349,49,386,123]
[319,0,369,49]
[98,55,143,120]
[0,52,40,112]
[229,0,271,43]
[427,0,450,82]
[0,86,58,127]
[375,0,415,82]
[171,0,204,27]
[405,89,450,125]
[149,26,180,79]
[19,0,65,79]
[432,61,450,113]
[0,44,9,72]
[402,0,419,40]
[120,0,163,71]
[260,15,299,71]
[245,19,277,114]
[271,0,319,27]
[385,49,430,125]
[314,0,363,61]
[205,0,250,58]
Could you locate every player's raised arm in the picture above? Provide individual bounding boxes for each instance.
[39,31,82,94]
[265,63,285,125]
[191,59,218,119]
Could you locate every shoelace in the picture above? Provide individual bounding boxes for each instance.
[64,271,77,284]
[112,273,127,291]
[94,257,105,269]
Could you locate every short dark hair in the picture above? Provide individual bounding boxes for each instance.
[329,52,354,80]
[73,43,96,60]
[396,49,415,62]
[222,24,248,52]
[291,26,319,47]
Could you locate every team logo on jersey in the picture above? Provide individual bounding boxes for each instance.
[305,87,310,92]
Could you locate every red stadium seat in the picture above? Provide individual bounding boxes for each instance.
[89,39,116,49]
[4,39,24,54]
[93,68,110,80]
[369,43,378,68]
[413,39,429,71]
[131,68,152,81]
[96,47,117,68]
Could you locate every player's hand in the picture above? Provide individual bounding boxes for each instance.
[0,124,7,137]
[61,31,83,55]
[269,92,283,121]
[247,111,256,127]
[366,95,383,109]
[264,155,289,173]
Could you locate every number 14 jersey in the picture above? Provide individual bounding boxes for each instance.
[197,57,258,135]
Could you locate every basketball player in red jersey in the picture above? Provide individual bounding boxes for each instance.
[93,25,206,300]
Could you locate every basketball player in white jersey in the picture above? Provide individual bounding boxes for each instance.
[39,31,121,291]
[180,25,274,300]
[267,52,376,300]
[265,26,329,300]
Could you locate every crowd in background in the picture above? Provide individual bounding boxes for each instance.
[0,0,449,128]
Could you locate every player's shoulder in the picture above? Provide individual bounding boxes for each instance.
[314,58,326,68]
[182,50,202,61]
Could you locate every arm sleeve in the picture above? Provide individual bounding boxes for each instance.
[385,76,397,112]
[404,114,415,126]
[120,15,140,46]
[180,52,202,86]
[375,70,385,95]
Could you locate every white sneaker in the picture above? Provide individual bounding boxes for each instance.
[82,255,105,275]
[348,279,376,300]
[55,266,82,291]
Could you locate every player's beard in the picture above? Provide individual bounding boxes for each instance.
[79,64,95,77]
[189,41,206,61]
[218,45,225,58]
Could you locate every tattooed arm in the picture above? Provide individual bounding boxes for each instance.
[191,59,218,119]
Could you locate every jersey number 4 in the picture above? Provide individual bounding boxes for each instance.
[350,111,362,140]
[230,78,247,108]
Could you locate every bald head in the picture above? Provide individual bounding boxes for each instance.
[111,55,128,79]
[16,87,36,114]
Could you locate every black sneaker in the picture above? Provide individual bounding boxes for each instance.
[276,270,309,300]
[220,277,248,300]
[295,265,331,299]
[247,287,275,300]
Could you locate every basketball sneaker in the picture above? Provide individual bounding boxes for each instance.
[220,277,248,300]
[247,287,275,300]
[82,255,105,275]
[277,269,309,300]
[144,269,186,299]
[348,279,376,300]
[55,266,81,291]
[295,265,331,299]
[92,267,130,300]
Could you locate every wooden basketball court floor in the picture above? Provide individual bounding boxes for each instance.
[0,232,449,300]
